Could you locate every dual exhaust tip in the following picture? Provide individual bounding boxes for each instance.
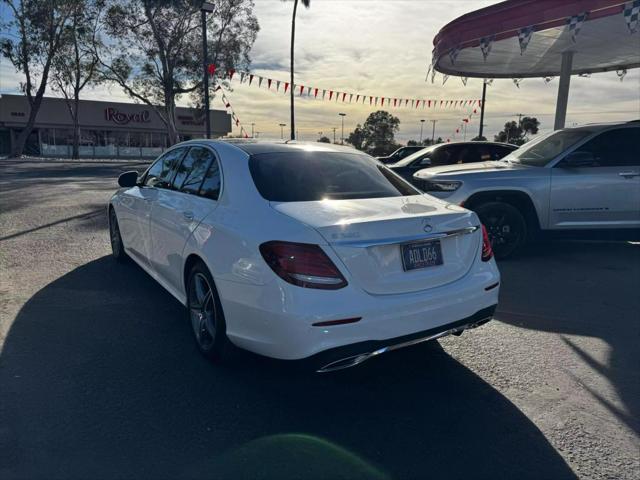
[316,317,492,373]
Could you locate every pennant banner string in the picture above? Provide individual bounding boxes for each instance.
[211,66,480,109]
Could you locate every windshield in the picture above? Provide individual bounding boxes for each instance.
[249,151,420,202]
[391,145,436,167]
[505,129,594,167]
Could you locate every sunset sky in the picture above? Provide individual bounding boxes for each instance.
[1,0,639,142]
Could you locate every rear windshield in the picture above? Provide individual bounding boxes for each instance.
[249,151,420,202]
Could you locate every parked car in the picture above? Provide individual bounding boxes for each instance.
[389,142,518,185]
[376,145,426,164]
[109,141,499,372]
[414,121,640,259]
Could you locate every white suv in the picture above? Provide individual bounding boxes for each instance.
[414,121,640,258]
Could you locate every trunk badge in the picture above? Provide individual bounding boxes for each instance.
[422,219,433,233]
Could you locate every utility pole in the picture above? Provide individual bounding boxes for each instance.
[419,119,425,143]
[479,80,487,140]
[332,127,337,144]
[430,120,438,143]
[339,113,346,145]
[201,2,215,139]
[279,123,286,139]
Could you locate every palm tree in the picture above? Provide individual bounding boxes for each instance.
[290,0,310,140]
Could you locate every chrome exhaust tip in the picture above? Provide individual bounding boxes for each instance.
[316,353,372,373]
[315,316,494,373]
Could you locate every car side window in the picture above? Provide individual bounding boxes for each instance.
[485,145,514,160]
[144,148,186,188]
[199,155,222,200]
[430,147,451,166]
[172,147,214,194]
[457,146,481,164]
[571,128,639,167]
[412,154,431,167]
[495,146,516,159]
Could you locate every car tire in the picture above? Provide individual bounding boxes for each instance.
[186,261,236,363]
[109,207,128,262]
[475,201,527,259]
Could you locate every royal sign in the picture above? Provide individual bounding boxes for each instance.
[105,107,151,125]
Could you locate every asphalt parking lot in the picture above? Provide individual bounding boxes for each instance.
[0,158,638,480]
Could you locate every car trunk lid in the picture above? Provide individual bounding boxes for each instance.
[271,195,480,295]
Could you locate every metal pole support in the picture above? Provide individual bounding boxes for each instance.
[554,51,574,130]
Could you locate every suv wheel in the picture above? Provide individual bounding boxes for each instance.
[475,201,527,259]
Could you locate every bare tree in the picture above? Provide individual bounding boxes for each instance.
[96,0,258,145]
[0,0,75,157]
[50,0,103,159]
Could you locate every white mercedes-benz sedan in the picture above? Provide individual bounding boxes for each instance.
[108,140,500,372]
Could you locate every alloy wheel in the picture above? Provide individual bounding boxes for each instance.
[189,273,217,350]
[109,210,122,256]
[483,211,522,258]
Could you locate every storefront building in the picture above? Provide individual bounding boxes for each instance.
[0,94,231,158]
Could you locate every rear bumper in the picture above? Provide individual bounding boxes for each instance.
[216,257,500,361]
[311,305,496,372]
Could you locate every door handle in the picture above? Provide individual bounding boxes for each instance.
[182,211,194,221]
[619,171,640,178]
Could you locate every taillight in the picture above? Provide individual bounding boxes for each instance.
[259,241,347,290]
[481,224,493,262]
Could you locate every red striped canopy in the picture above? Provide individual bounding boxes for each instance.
[433,0,640,78]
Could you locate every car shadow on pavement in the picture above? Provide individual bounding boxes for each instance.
[0,256,576,480]
[495,240,640,435]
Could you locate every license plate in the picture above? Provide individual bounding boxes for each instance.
[401,240,443,271]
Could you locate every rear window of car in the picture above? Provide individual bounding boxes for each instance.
[249,151,420,202]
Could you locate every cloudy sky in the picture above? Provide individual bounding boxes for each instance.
[1,0,639,142]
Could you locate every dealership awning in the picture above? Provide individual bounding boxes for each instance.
[431,0,640,128]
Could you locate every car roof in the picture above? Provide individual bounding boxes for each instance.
[436,141,518,148]
[175,139,360,155]
[560,120,639,132]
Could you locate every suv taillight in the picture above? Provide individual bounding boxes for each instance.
[259,241,347,290]
[481,225,493,262]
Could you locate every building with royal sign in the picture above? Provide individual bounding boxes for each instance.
[0,94,231,158]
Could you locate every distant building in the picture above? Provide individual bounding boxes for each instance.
[0,94,231,158]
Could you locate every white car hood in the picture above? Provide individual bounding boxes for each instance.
[415,161,524,178]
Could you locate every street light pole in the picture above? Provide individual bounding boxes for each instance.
[279,123,286,139]
[419,119,425,143]
[201,2,215,139]
[339,113,346,145]
[430,119,437,143]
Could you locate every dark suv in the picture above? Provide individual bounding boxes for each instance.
[388,141,517,184]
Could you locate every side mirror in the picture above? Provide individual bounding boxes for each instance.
[563,151,596,168]
[118,170,139,188]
